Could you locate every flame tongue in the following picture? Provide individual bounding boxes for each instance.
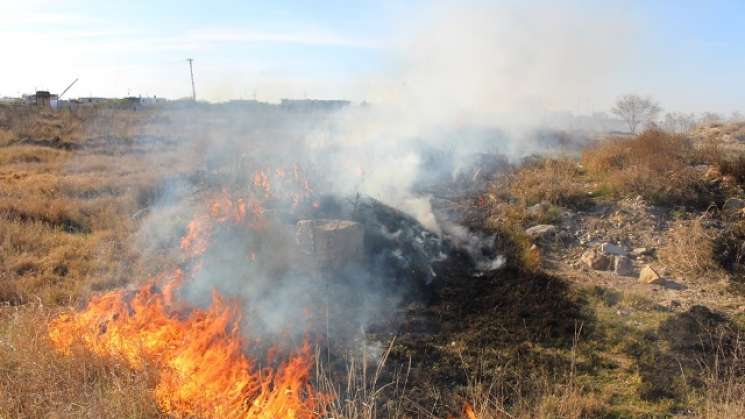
[48,273,321,418]
[49,276,318,418]
[48,177,325,418]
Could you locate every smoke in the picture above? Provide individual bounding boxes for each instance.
[293,1,636,262]
[128,1,636,345]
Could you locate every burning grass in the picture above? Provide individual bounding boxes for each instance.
[38,161,328,417]
[48,276,324,418]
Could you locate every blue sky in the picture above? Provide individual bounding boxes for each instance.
[1,0,744,113]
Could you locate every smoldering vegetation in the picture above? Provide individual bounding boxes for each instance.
[113,97,609,351]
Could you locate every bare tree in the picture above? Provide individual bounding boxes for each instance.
[662,112,697,134]
[611,94,662,134]
[699,112,722,125]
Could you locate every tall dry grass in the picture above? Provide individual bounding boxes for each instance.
[0,305,160,418]
[659,216,725,279]
[0,107,183,305]
[0,104,151,145]
[509,158,590,209]
[582,129,715,207]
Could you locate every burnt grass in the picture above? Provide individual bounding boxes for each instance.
[370,252,745,416]
[367,246,596,416]
[355,187,745,416]
[635,305,745,403]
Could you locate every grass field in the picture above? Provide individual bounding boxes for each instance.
[3,105,745,418]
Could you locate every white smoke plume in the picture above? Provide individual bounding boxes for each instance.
[302,1,635,228]
[129,1,638,344]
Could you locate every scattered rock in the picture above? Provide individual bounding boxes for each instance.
[614,255,634,276]
[525,224,557,239]
[581,248,611,270]
[704,166,721,180]
[526,202,547,218]
[639,265,664,285]
[661,280,686,291]
[631,247,654,258]
[601,242,627,256]
[723,198,745,212]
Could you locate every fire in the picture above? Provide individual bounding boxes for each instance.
[181,216,211,256]
[463,403,478,419]
[48,170,328,418]
[49,274,322,417]
[254,169,271,194]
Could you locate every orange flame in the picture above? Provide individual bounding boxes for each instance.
[48,274,322,417]
[181,216,211,256]
[49,172,327,418]
[463,403,478,419]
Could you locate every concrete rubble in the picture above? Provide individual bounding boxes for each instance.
[296,219,364,270]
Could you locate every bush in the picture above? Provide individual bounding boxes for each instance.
[718,154,745,186]
[714,221,745,280]
[582,130,717,207]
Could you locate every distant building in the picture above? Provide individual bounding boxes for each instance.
[36,91,51,107]
[222,99,273,111]
[77,97,109,105]
[123,96,141,109]
[0,97,21,105]
[280,99,350,112]
[20,91,59,108]
[140,96,160,106]
[36,91,59,108]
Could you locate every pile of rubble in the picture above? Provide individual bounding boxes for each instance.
[579,242,662,283]
[522,195,687,286]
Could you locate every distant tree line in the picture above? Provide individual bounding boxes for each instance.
[611,94,744,135]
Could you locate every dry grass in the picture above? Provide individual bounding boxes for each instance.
[718,154,745,187]
[314,339,411,419]
[699,378,745,419]
[312,330,612,419]
[582,129,716,207]
[0,305,160,418]
[0,108,181,305]
[478,157,589,271]
[509,157,590,209]
[714,221,745,282]
[0,108,195,418]
[691,330,745,419]
[659,217,725,279]
[0,105,150,144]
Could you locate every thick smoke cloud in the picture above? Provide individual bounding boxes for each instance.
[131,2,636,345]
[315,1,635,219]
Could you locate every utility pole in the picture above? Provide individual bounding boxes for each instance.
[186,58,196,101]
